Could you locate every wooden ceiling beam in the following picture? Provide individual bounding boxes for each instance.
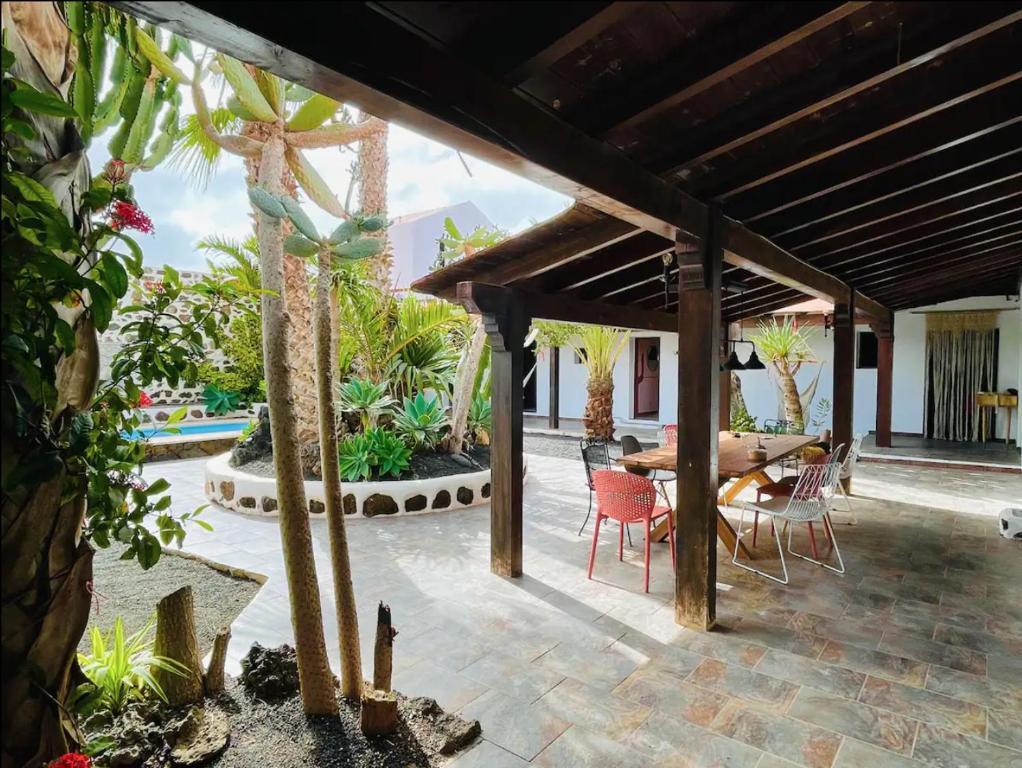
[843,235,1022,285]
[707,72,1022,203]
[861,248,1022,294]
[123,1,890,319]
[653,10,1022,177]
[888,275,1019,310]
[874,262,1021,305]
[590,2,868,137]
[456,281,676,333]
[504,2,643,85]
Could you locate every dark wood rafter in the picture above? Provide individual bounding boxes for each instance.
[869,257,1022,303]
[887,273,1020,310]
[854,244,1022,294]
[649,6,1022,177]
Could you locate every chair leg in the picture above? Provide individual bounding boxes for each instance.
[731,507,788,585]
[643,517,652,593]
[578,491,593,536]
[587,513,603,579]
[835,483,857,525]
[667,510,676,570]
[752,511,760,547]
[625,522,633,548]
[806,522,819,560]
[619,521,624,561]
[785,514,846,575]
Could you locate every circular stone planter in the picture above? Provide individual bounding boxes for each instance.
[204,452,527,519]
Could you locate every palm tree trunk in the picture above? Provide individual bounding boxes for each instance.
[357,118,390,290]
[314,246,362,699]
[777,364,805,431]
[446,317,487,454]
[2,4,95,764]
[243,121,318,442]
[730,371,748,423]
[584,375,616,441]
[255,134,337,715]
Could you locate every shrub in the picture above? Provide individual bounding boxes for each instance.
[201,383,241,416]
[197,313,264,403]
[468,394,491,436]
[392,393,448,450]
[365,428,411,478]
[730,406,758,433]
[72,616,186,715]
[338,433,373,482]
[337,377,394,431]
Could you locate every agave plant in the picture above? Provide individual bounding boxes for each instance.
[337,377,394,430]
[365,428,411,478]
[72,616,186,715]
[337,433,373,482]
[468,393,492,437]
[201,383,241,416]
[392,393,448,450]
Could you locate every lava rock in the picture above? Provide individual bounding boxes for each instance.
[363,494,398,517]
[300,440,322,479]
[219,481,235,501]
[432,490,451,509]
[481,483,491,498]
[309,499,325,515]
[240,643,300,701]
[405,494,427,512]
[343,493,357,515]
[170,708,231,766]
[261,496,277,512]
[239,496,256,509]
[230,406,271,467]
[456,487,474,505]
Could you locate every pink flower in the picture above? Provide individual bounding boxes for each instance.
[137,391,153,407]
[109,200,154,235]
[48,754,92,768]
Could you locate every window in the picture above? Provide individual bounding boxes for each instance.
[857,330,878,369]
[573,348,586,364]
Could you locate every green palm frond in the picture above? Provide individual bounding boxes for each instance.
[198,233,261,291]
[569,325,629,380]
[750,317,816,365]
[169,107,240,189]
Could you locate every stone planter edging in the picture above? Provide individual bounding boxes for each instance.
[204,452,524,519]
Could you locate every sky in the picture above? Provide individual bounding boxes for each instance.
[87,53,571,272]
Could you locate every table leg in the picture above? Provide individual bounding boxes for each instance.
[651,478,754,560]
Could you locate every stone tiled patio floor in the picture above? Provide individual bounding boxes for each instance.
[145,455,1022,767]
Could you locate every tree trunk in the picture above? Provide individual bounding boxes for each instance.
[730,372,748,422]
[2,4,96,765]
[584,376,616,441]
[314,246,363,700]
[372,602,396,692]
[446,317,487,454]
[777,364,805,431]
[243,121,318,443]
[255,135,338,715]
[153,587,204,706]
[357,118,390,290]
[203,628,231,696]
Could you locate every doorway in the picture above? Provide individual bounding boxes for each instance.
[633,338,660,420]
[523,340,537,413]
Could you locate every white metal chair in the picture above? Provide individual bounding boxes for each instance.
[732,462,845,585]
[834,434,863,525]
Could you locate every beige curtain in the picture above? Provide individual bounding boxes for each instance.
[923,311,998,441]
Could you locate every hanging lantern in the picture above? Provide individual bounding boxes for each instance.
[723,344,746,371]
[743,346,766,370]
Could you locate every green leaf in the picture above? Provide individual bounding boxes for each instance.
[285,93,339,131]
[146,478,170,495]
[283,233,319,259]
[9,83,80,118]
[100,253,128,297]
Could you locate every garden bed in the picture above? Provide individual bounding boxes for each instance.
[81,545,263,655]
[205,450,525,518]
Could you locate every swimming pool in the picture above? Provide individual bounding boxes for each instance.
[125,421,248,440]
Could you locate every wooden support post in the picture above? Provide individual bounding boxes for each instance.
[872,318,894,449]
[719,323,737,431]
[548,346,560,429]
[484,302,529,577]
[675,207,723,631]
[832,297,855,491]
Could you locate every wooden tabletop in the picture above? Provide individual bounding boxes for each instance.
[616,431,818,478]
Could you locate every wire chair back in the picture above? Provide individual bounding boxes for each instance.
[580,437,611,490]
[841,435,863,480]
[663,424,679,446]
[784,462,842,522]
[592,470,657,524]
[827,442,846,466]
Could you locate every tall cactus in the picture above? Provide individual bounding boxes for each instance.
[189,56,386,713]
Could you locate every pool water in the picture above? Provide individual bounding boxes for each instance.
[125,421,247,440]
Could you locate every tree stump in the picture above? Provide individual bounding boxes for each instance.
[204,628,231,696]
[153,586,204,706]
[360,688,399,737]
[372,602,397,692]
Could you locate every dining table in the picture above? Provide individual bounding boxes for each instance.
[615,431,819,559]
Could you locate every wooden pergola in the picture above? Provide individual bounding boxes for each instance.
[119,1,1022,629]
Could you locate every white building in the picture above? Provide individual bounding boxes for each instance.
[388,201,492,291]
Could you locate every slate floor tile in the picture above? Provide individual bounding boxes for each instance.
[879,631,987,676]
[687,658,800,713]
[988,709,1022,753]
[924,665,1022,712]
[819,641,927,687]
[534,641,645,691]
[858,675,986,737]
[912,723,1022,768]
[933,623,1022,657]
[460,651,564,702]
[446,739,529,768]
[788,687,918,756]
[614,668,729,726]
[538,677,651,741]
[832,738,927,768]
[630,709,765,767]
[710,700,842,768]
[754,648,866,700]
[532,725,647,768]
[459,690,570,762]
[392,660,488,713]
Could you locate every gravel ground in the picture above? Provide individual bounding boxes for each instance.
[523,432,656,461]
[82,545,262,655]
[206,680,476,768]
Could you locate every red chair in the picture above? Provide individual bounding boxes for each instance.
[663,424,678,447]
[588,470,676,593]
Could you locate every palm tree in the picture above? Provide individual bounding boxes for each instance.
[569,325,630,441]
[433,218,507,453]
[356,115,390,289]
[182,54,391,715]
[749,317,818,432]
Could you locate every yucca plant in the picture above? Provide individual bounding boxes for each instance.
[392,393,448,450]
[569,325,630,441]
[337,377,394,430]
[72,616,186,715]
[749,317,819,433]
